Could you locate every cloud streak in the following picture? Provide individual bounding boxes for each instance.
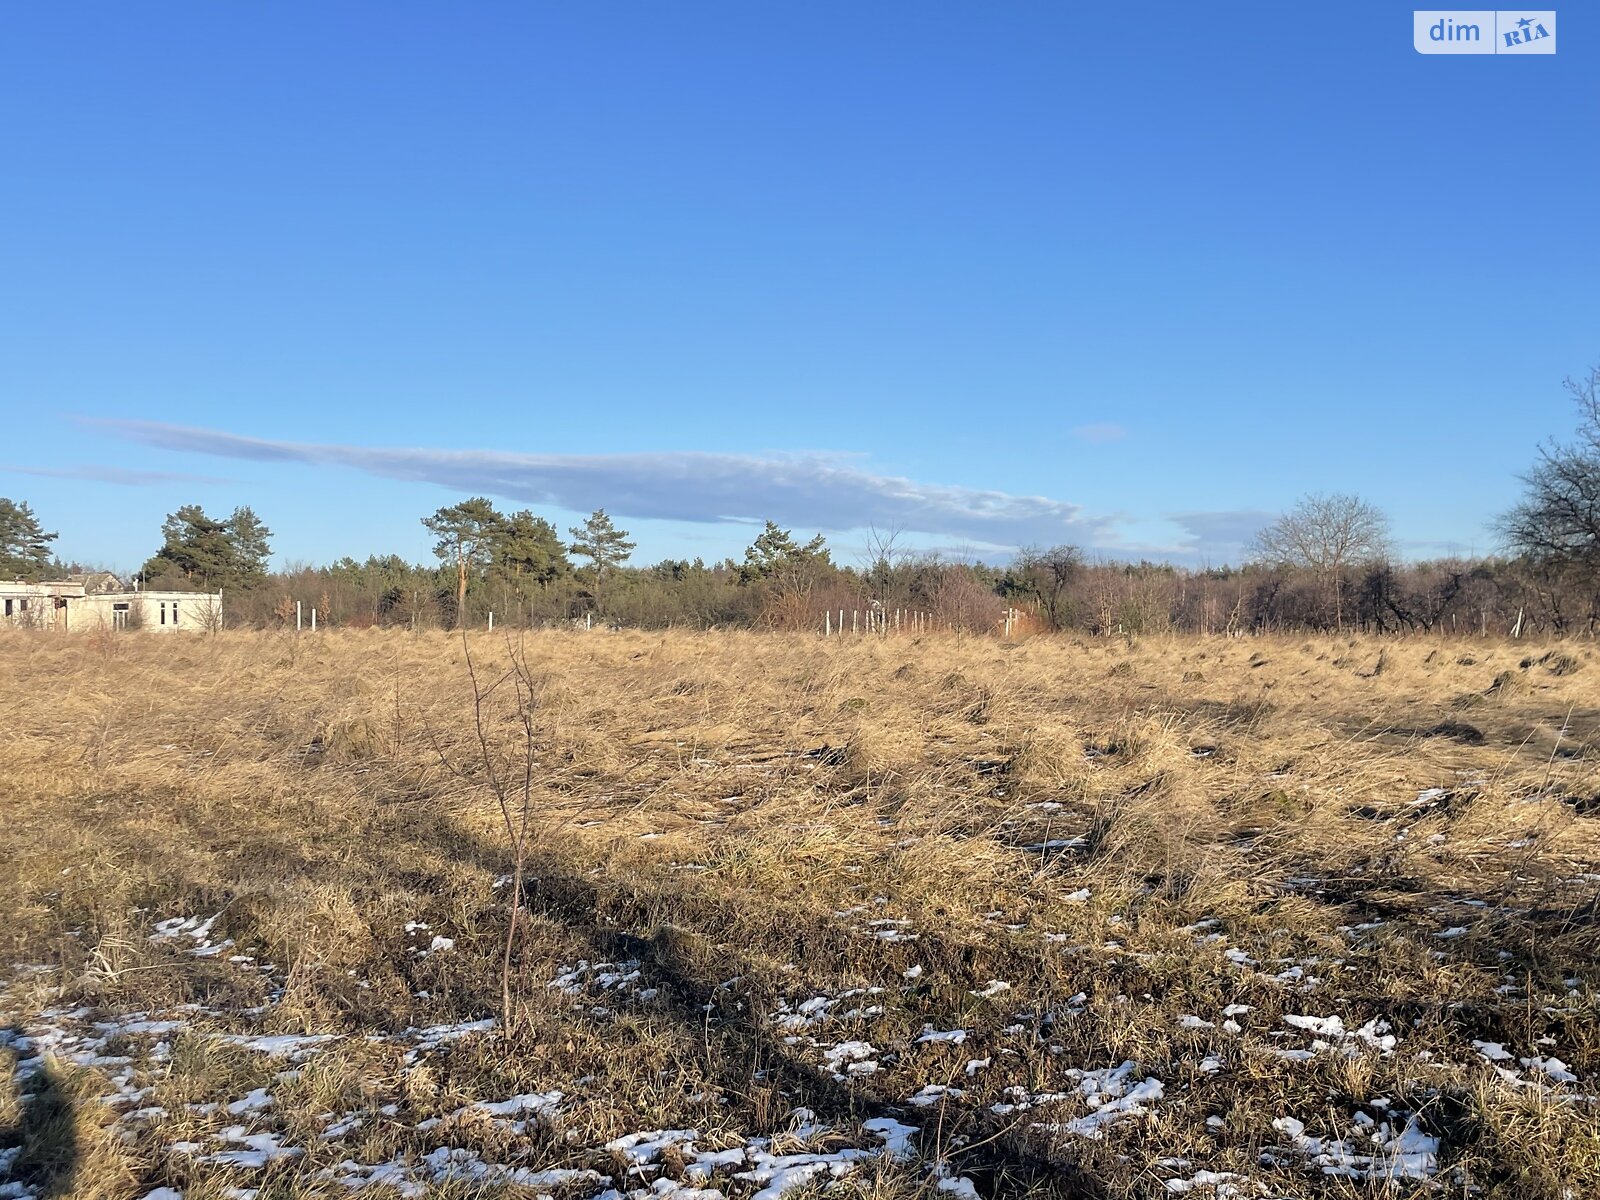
[88,420,1114,548]
[1166,510,1274,561]
[3,463,233,487]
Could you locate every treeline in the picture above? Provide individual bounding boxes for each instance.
[104,492,1600,635]
[7,364,1600,636]
[214,548,1600,637]
[10,494,1599,636]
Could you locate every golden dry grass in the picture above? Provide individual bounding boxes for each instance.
[2,629,1598,1199]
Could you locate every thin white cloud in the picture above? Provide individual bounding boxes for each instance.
[1070,423,1128,444]
[87,420,1116,548]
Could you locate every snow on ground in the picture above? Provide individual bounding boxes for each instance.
[549,959,661,1005]
[0,994,935,1200]
[768,988,885,1033]
[1266,1112,1439,1181]
[1033,1061,1166,1140]
[4,897,1589,1200]
[1280,1013,1397,1054]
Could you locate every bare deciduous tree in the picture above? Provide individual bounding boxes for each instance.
[1011,545,1084,630]
[1500,366,1600,603]
[1251,493,1392,628]
[859,524,908,610]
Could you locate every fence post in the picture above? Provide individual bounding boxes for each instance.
[488,611,494,631]
[311,607,317,632]
[852,610,858,634]
[296,600,302,632]
[825,611,831,636]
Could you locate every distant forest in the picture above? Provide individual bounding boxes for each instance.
[7,368,1600,636]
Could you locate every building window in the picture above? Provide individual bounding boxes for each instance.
[112,603,129,630]
[3,598,11,618]
[159,602,167,626]
[171,602,179,626]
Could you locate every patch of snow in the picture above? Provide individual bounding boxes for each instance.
[1022,838,1087,853]
[194,1127,303,1169]
[218,1033,340,1060]
[607,1128,701,1165]
[1268,1112,1437,1181]
[907,1084,965,1107]
[1282,1014,1396,1054]
[1520,1055,1578,1083]
[1030,1061,1164,1140]
[1162,1170,1252,1196]
[225,1087,274,1115]
[821,1041,880,1078]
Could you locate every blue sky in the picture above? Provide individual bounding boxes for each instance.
[3,3,1595,573]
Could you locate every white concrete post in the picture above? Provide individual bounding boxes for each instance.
[296,600,302,632]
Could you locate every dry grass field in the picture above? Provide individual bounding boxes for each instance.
[3,630,1599,1200]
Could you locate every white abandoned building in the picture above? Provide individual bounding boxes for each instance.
[0,573,222,632]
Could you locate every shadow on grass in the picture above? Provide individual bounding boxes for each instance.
[2,1031,79,1199]
[498,843,1102,1199]
[47,783,1105,1196]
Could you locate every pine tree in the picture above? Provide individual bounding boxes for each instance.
[0,498,58,581]
[227,506,273,584]
[142,504,275,590]
[740,521,830,584]
[568,509,635,612]
[423,497,505,627]
[494,510,570,588]
[144,505,235,585]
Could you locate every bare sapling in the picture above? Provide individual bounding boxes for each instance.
[428,628,543,1034]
